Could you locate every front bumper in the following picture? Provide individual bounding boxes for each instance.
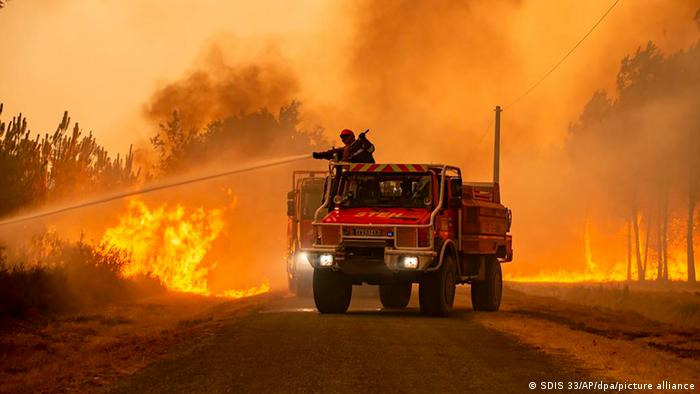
[306,244,437,273]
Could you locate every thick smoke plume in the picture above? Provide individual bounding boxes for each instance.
[145,43,300,134]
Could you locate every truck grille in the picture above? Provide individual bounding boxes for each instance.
[319,226,340,245]
[396,227,418,248]
[337,240,386,263]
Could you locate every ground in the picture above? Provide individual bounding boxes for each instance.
[1,283,699,393]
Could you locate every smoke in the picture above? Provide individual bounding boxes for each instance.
[333,0,699,161]
[340,0,516,161]
[144,41,300,133]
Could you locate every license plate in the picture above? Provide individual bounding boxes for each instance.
[354,228,383,237]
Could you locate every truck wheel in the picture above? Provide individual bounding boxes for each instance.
[419,253,457,317]
[379,282,412,309]
[313,269,352,314]
[471,257,502,311]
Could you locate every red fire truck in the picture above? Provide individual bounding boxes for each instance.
[286,170,327,295]
[305,163,512,316]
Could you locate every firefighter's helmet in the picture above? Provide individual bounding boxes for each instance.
[339,129,355,139]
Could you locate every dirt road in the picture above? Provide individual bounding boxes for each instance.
[107,288,597,393]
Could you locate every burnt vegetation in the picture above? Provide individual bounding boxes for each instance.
[0,235,161,319]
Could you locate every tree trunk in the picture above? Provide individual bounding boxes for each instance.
[627,218,632,282]
[657,197,663,281]
[642,213,651,277]
[662,189,669,281]
[633,208,644,281]
[689,182,697,283]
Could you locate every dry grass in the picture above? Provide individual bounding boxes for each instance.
[0,292,274,393]
[509,281,700,329]
[474,283,700,385]
[0,236,164,319]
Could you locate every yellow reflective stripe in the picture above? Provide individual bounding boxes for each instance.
[350,163,429,172]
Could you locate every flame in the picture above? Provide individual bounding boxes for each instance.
[506,218,692,283]
[218,280,270,298]
[100,198,269,298]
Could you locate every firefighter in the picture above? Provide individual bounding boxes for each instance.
[312,129,375,163]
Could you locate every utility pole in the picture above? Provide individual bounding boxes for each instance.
[493,105,502,184]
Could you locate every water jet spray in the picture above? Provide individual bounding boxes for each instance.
[0,154,312,227]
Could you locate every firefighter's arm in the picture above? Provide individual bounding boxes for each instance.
[312,148,342,160]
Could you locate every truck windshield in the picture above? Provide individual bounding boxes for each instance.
[300,182,325,220]
[337,173,432,209]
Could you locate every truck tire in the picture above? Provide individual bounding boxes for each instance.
[471,257,502,311]
[419,253,457,317]
[379,282,412,309]
[313,268,352,314]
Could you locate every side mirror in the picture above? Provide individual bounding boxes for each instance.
[449,178,463,198]
[448,178,462,209]
[287,190,296,217]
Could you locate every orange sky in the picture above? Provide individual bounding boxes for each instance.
[0,0,330,151]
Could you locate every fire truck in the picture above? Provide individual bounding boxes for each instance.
[286,170,327,295]
[305,162,513,316]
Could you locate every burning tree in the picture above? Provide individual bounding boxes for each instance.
[568,40,700,282]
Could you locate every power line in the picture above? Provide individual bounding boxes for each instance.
[0,154,311,227]
[464,116,493,165]
[464,0,621,167]
[504,0,621,109]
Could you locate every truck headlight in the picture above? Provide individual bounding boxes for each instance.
[319,253,334,267]
[401,256,419,269]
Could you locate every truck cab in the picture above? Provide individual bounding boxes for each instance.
[306,163,512,315]
[286,171,327,295]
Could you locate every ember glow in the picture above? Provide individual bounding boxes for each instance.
[100,198,269,298]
